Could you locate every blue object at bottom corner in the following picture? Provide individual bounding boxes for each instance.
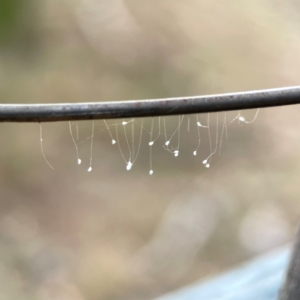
[154,248,290,300]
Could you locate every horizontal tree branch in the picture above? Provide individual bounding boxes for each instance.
[1,86,300,122]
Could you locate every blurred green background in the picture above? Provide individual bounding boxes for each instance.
[1,0,300,299]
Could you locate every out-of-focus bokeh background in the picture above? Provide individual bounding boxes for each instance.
[1,1,300,299]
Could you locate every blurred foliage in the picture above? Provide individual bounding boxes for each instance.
[0,0,38,53]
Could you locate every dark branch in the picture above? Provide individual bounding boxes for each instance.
[1,86,300,122]
[279,223,300,300]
